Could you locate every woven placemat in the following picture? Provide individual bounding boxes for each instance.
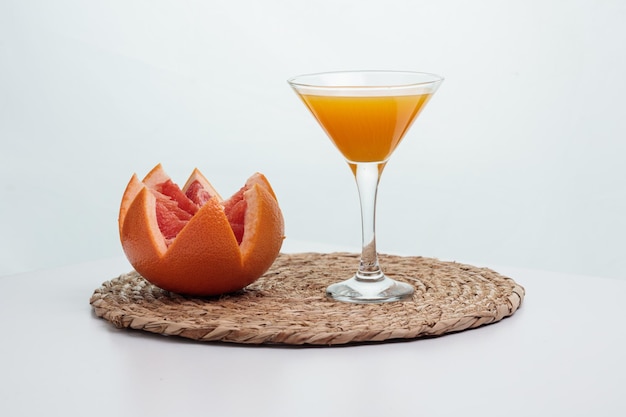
[90,252,524,346]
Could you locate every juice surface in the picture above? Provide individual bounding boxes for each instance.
[299,93,432,163]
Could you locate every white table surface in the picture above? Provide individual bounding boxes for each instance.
[1,244,625,417]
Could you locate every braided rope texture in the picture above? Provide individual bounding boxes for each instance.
[90,252,525,346]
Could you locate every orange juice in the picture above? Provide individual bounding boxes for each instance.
[299,93,432,162]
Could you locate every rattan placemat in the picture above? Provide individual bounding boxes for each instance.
[90,252,524,346]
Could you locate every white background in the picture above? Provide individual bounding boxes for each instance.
[1,0,625,279]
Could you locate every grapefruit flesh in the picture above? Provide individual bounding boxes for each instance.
[118,164,285,296]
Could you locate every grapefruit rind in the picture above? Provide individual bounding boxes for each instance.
[118,174,143,236]
[160,197,244,294]
[183,168,222,202]
[141,163,171,190]
[120,187,167,273]
[240,183,285,278]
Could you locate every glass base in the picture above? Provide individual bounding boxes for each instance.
[326,275,414,304]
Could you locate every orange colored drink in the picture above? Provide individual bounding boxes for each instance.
[298,93,432,163]
[289,70,443,304]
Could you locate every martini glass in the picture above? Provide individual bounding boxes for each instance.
[288,70,443,303]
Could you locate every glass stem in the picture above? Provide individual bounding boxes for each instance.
[352,162,385,282]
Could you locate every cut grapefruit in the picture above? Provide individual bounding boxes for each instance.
[118,164,285,296]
